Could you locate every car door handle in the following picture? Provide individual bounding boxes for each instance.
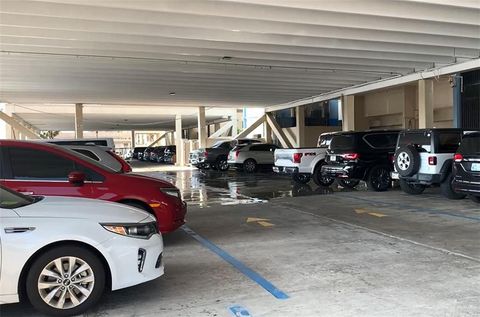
[18,191,34,195]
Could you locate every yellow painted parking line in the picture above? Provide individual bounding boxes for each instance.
[354,209,387,218]
[246,217,269,223]
[367,212,387,218]
[354,208,369,214]
[257,221,275,227]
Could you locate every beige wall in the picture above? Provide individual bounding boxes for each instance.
[355,76,453,130]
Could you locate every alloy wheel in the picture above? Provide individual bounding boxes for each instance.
[38,256,95,309]
[397,152,410,171]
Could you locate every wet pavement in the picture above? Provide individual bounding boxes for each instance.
[133,160,366,207]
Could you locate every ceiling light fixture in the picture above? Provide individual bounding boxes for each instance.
[222,56,233,61]
[169,92,176,96]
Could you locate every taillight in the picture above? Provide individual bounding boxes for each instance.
[342,153,360,160]
[204,151,208,158]
[454,153,463,163]
[428,156,437,165]
[108,150,132,173]
[293,153,303,163]
[235,150,240,159]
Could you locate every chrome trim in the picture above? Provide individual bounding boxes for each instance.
[5,227,35,233]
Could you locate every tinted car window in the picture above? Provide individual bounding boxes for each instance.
[73,149,100,161]
[330,135,356,150]
[364,133,398,149]
[398,132,432,147]
[457,134,480,155]
[250,144,270,151]
[437,133,462,153]
[8,147,76,180]
[318,135,333,148]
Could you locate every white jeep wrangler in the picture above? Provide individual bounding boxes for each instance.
[392,128,477,199]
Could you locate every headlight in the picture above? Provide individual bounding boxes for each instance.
[160,188,181,199]
[101,222,158,239]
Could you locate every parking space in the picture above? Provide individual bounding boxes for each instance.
[4,163,478,317]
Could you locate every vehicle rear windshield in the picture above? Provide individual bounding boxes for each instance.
[318,135,333,148]
[330,135,356,150]
[398,133,431,147]
[457,134,480,155]
[437,133,462,153]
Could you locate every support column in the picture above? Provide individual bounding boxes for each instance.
[295,106,305,147]
[175,114,185,166]
[452,74,462,128]
[197,106,207,148]
[418,79,434,129]
[264,121,272,143]
[231,109,238,137]
[74,103,84,139]
[131,130,136,148]
[342,95,355,131]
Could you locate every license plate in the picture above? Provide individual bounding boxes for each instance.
[472,163,480,172]
[330,155,336,162]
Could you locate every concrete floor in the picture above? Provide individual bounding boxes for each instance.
[3,162,480,317]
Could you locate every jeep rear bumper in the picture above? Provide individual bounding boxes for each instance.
[399,173,443,185]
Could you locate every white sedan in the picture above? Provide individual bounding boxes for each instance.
[0,186,164,316]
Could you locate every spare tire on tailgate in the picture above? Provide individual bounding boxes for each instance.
[394,145,420,177]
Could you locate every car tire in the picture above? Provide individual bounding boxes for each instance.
[216,157,229,171]
[337,179,360,189]
[399,179,426,195]
[26,245,106,317]
[312,164,334,187]
[292,174,311,184]
[395,145,421,177]
[367,165,391,192]
[243,159,257,173]
[440,172,467,200]
[470,195,480,203]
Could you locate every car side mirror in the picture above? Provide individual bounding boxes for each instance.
[68,171,86,187]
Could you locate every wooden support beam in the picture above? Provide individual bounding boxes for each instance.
[0,111,41,139]
[209,121,233,139]
[265,113,293,148]
[235,115,265,139]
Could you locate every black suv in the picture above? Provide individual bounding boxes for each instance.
[321,130,400,191]
[453,132,480,203]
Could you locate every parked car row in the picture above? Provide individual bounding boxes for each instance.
[189,138,262,171]
[274,128,480,203]
[0,140,188,316]
[133,145,176,164]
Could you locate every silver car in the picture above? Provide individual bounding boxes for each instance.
[63,145,132,173]
[228,143,280,173]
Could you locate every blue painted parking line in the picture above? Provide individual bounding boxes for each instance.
[338,193,480,222]
[182,225,290,300]
[229,305,253,317]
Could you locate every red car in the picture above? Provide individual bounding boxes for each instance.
[0,140,186,233]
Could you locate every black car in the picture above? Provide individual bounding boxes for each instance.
[142,147,155,161]
[150,146,166,163]
[453,132,480,203]
[163,145,176,164]
[321,130,400,191]
[132,147,147,160]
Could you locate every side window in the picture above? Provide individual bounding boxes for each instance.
[74,163,105,182]
[437,133,462,153]
[363,133,398,149]
[7,147,76,180]
[250,145,269,151]
[73,149,100,161]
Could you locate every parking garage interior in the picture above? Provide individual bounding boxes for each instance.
[1,1,480,316]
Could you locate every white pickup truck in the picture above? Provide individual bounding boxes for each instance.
[273,132,338,186]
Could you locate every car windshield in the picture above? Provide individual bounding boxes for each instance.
[330,135,355,150]
[458,134,480,154]
[0,186,37,209]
